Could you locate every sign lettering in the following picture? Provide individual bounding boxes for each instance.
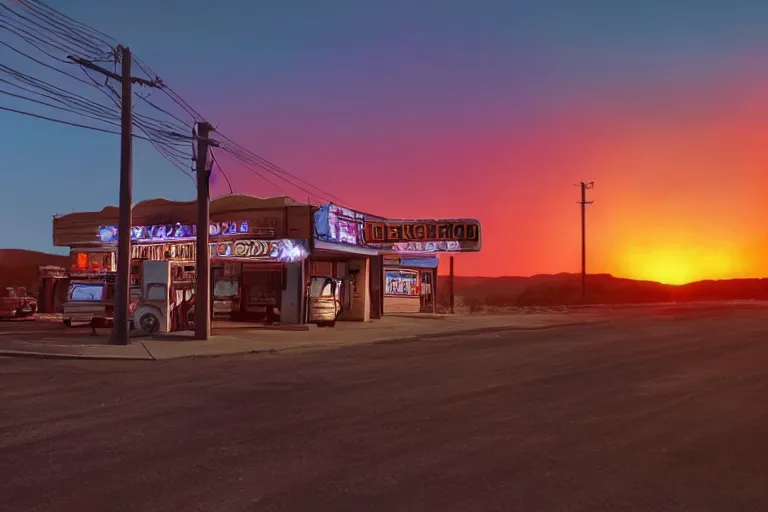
[391,241,462,253]
[364,220,480,244]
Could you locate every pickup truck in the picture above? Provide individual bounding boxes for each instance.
[62,280,139,328]
[0,287,38,319]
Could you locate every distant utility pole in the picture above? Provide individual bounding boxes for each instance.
[449,256,455,314]
[577,181,594,303]
[69,47,161,345]
[194,122,214,340]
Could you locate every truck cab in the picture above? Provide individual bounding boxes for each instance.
[61,280,113,328]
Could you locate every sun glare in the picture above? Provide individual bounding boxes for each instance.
[618,245,745,285]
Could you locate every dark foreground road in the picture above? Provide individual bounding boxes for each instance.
[2,308,768,511]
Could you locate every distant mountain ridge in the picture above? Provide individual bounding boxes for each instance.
[0,249,765,306]
[0,249,69,293]
[437,273,768,307]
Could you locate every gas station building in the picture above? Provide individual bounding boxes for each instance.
[48,195,482,326]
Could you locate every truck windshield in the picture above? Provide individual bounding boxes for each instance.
[69,283,104,301]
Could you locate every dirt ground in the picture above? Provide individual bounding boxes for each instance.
[2,305,768,511]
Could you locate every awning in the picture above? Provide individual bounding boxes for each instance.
[313,239,381,256]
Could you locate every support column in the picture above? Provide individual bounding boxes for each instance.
[280,261,304,324]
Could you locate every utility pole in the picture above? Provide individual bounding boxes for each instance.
[449,255,455,314]
[195,122,214,340]
[577,181,594,303]
[69,48,160,345]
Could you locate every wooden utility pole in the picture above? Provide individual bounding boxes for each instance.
[449,255,455,314]
[69,48,160,345]
[195,122,214,340]
[577,181,594,303]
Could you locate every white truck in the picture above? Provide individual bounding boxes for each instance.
[132,260,196,334]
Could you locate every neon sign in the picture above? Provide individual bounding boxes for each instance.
[391,241,462,253]
[99,220,250,243]
[364,219,481,244]
[210,239,310,263]
[314,204,365,246]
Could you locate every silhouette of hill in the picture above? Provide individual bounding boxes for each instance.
[0,249,69,295]
[1,248,765,307]
[438,273,768,308]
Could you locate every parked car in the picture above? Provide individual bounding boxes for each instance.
[0,287,38,319]
[308,276,344,327]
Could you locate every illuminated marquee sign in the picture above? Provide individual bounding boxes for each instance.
[314,203,365,246]
[364,220,481,244]
[128,239,310,263]
[99,220,250,244]
[211,239,310,263]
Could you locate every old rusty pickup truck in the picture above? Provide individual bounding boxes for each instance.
[0,287,38,319]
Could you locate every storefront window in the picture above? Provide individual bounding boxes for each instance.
[385,270,419,296]
[70,252,114,272]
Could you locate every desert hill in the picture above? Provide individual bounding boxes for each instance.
[437,273,768,308]
[0,249,69,294]
[0,249,766,307]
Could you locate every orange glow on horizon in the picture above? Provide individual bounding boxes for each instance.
[224,68,768,282]
[614,244,748,285]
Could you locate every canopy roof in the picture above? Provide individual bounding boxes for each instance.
[54,194,304,224]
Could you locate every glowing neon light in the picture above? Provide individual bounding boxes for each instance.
[98,220,250,243]
[210,239,310,263]
[391,241,462,253]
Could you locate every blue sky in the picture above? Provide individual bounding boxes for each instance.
[2,0,768,279]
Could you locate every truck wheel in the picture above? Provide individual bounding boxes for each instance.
[63,319,72,328]
[135,308,162,334]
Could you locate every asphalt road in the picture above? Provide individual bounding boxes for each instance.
[2,307,768,511]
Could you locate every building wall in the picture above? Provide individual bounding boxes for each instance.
[383,296,421,313]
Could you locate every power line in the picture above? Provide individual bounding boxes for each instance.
[15,0,112,55]
[218,148,315,199]
[20,0,118,49]
[0,39,95,86]
[0,103,146,137]
[88,70,190,134]
[0,3,106,58]
[210,150,233,195]
[214,132,351,205]
[0,62,193,148]
[0,15,100,61]
[0,86,120,127]
[3,0,351,206]
[217,143,326,202]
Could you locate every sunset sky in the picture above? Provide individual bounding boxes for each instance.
[2,0,767,283]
